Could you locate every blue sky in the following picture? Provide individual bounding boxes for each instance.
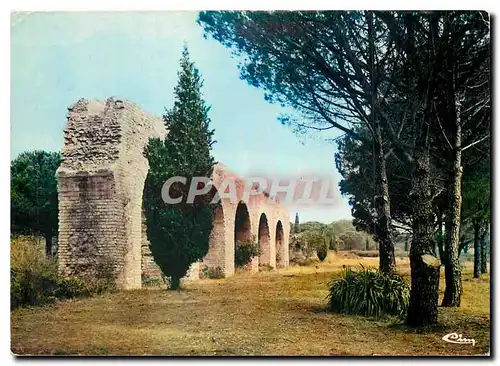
[11,11,352,223]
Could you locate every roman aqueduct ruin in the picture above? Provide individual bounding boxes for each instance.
[56,97,290,289]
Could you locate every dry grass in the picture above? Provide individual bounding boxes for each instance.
[11,251,490,356]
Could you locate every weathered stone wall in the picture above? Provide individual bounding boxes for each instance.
[141,211,162,280]
[58,98,290,289]
[57,98,166,289]
[202,163,290,276]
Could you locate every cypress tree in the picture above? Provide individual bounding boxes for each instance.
[143,45,216,290]
[294,213,300,234]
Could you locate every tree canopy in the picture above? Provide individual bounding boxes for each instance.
[199,10,491,326]
[11,150,60,255]
[143,46,217,290]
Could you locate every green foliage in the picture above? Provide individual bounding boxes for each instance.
[295,230,324,259]
[339,231,365,250]
[11,151,60,255]
[462,157,490,225]
[329,235,340,252]
[54,277,87,299]
[335,130,414,237]
[327,266,410,318]
[235,239,260,268]
[316,238,328,262]
[291,229,335,262]
[294,213,300,234]
[143,46,216,290]
[299,221,329,234]
[201,265,225,279]
[11,236,86,309]
[78,260,117,295]
[142,276,164,287]
[199,10,490,327]
[294,220,373,252]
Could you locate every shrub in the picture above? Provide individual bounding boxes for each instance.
[55,277,86,299]
[301,231,324,255]
[75,259,116,295]
[11,236,87,309]
[290,257,319,267]
[290,235,306,253]
[328,235,339,252]
[317,247,327,261]
[339,231,365,250]
[291,231,323,259]
[142,276,164,287]
[275,251,281,266]
[235,240,260,268]
[316,238,328,261]
[201,265,225,279]
[327,266,410,318]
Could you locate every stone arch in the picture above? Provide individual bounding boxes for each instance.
[234,201,252,244]
[275,220,285,268]
[234,201,253,268]
[57,99,291,288]
[258,213,271,268]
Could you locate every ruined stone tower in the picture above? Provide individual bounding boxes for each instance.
[57,97,166,289]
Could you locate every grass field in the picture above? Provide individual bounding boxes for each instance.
[11,252,490,356]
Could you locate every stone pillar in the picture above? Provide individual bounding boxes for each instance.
[57,98,166,290]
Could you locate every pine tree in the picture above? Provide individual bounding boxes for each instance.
[143,45,216,290]
[11,151,60,256]
[294,213,300,234]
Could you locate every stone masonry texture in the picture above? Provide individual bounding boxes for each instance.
[57,98,290,289]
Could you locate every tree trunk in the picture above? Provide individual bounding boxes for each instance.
[442,99,463,307]
[480,223,488,274]
[367,11,395,274]
[45,232,53,257]
[169,276,181,290]
[473,220,480,278]
[436,210,445,263]
[406,147,440,327]
[376,152,396,273]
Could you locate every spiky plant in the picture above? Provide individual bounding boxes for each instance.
[327,265,410,317]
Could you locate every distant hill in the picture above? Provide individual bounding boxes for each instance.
[295,219,377,251]
[298,219,356,237]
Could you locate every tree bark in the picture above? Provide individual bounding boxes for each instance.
[480,223,488,274]
[442,98,463,307]
[406,147,440,327]
[436,210,445,263]
[376,150,396,273]
[367,11,395,274]
[169,276,181,290]
[473,220,480,278]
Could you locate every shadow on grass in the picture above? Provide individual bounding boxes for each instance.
[388,322,448,334]
[311,305,329,314]
[310,304,405,328]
